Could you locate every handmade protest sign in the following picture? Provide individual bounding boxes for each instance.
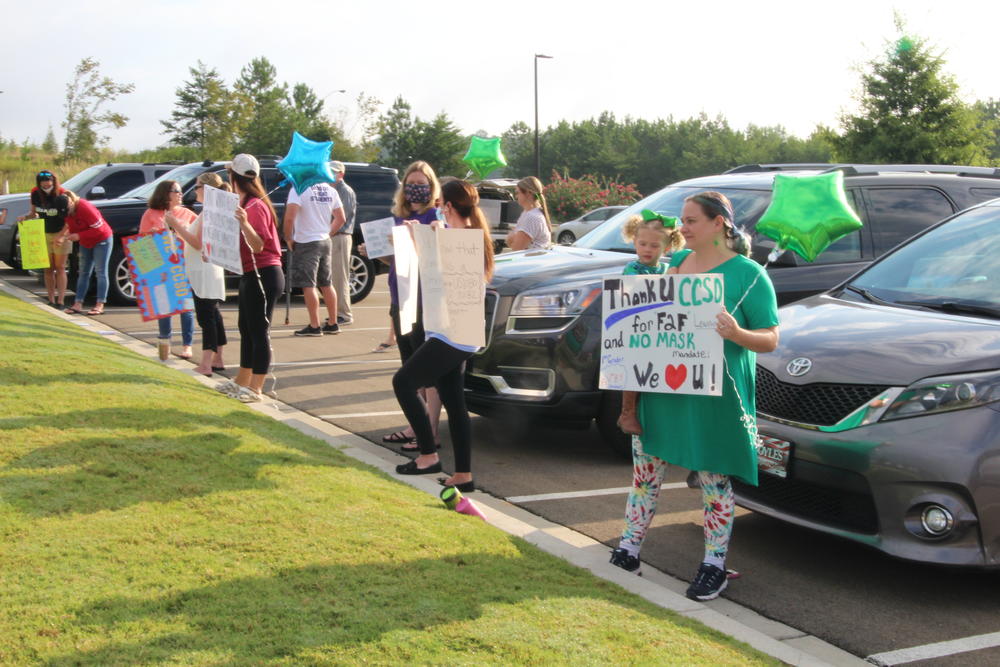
[201,185,242,274]
[393,225,419,335]
[17,218,49,270]
[123,230,193,322]
[360,217,395,259]
[413,225,485,348]
[599,273,724,396]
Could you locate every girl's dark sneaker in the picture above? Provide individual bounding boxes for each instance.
[609,547,641,575]
[686,562,728,600]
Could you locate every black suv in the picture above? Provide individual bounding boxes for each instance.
[0,162,179,269]
[465,164,1000,455]
[85,159,398,304]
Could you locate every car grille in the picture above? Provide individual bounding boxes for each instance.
[755,366,890,426]
[734,467,879,534]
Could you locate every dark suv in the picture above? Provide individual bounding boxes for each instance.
[0,162,179,269]
[85,159,398,304]
[465,164,1000,455]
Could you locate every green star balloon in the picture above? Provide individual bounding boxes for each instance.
[755,171,864,263]
[462,136,507,180]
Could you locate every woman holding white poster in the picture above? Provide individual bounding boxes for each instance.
[165,172,230,376]
[609,191,779,602]
[393,180,494,492]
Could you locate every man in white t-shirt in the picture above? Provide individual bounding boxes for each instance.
[284,182,345,336]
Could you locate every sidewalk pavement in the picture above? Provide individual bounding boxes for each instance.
[2,279,867,667]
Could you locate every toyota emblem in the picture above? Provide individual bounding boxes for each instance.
[786,357,813,377]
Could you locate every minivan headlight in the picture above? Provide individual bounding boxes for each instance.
[880,370,1000,422]
[509,280,602,317]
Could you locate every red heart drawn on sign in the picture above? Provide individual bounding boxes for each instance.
[664,364,687,390]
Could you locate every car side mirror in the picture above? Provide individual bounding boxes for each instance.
[88,186,107,200]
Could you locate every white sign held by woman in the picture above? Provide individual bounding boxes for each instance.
[360,217,396,259]
[201,186,242,274]
[413,225,485,347]
[599,273,724,396]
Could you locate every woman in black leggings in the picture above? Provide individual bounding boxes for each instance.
[394,180,494,491]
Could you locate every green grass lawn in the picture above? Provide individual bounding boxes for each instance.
[0,292,777,666]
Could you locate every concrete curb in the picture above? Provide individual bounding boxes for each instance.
[3,280,866,666]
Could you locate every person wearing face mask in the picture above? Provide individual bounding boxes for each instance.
[378,161,444,450]
[21,170,69,307]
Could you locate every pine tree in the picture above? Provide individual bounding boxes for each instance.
[161,61,242,160]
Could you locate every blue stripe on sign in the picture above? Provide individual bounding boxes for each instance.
[604,302,674,329]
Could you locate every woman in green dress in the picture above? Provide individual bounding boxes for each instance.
[609,191,780,601]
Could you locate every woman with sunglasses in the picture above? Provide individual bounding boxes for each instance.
[21,170,69,307]
[140,180,198,361]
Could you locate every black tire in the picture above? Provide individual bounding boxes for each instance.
[558,231,576,245]
[107,242,137,306]
[9,228,24,271]
[596,390,632,458]
[349,251,375,303]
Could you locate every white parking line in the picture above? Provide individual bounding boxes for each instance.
[270,359,400,367]
[319,410,405,419]
[867,631,1000,665]
[507,482,689,503]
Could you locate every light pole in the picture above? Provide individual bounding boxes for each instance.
[534,54,553,179]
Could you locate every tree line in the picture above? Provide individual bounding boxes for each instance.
[7,24,1000,196]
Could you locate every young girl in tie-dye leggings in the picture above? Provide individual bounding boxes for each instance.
[609,191,779,602]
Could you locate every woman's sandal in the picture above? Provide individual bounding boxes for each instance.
[437,477,475,493]
[400,441,442,452]
[86,307,104,316]
[372,342,396,353]
[395,459,441,475]
[64,306,82,315]
[382,430,415,444]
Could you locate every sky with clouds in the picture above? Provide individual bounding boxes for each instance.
[2,0,997,155]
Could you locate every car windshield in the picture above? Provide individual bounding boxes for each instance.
[575,186,772,252]
[61,165,105,191]
[122,164,209,200]
[848,202,1000,312]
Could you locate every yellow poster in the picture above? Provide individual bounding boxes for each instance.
[18,219,50,270]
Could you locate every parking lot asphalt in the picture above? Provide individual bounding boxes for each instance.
[5,264,1000,665]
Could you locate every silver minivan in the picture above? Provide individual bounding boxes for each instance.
[746,199,1000,567]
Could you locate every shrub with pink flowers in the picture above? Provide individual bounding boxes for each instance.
[543,170,642,223]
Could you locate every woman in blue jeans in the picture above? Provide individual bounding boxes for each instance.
[54,191,113,315]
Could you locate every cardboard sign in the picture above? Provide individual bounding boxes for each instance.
[123,230,193,322]
[201,186,242,274]
[599,273,724,396]
[360,216,396,259]
[413,225,485,347]
[17,218,50,269]
[393,225,419,335]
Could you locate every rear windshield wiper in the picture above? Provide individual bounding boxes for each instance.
[894,300,1000,319]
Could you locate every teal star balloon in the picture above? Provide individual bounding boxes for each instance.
[755,172,863,263]
[277,131,336,195]
[462,136,507,180]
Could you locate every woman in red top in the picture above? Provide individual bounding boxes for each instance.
[53,190,113,315]
[214,154,284,403]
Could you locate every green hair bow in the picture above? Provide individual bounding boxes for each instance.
[641,209,678,228]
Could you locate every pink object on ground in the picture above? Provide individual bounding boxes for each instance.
[455,496,486,521]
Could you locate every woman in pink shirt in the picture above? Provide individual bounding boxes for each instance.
[53,190,113,315]
[140,180,198,361]
[213,154,284,403]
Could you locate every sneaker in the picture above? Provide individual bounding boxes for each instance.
[609,547,641,575]
[336,316,352,325]
[215,379,238,395]
[294,325,323,337]
[321,321,340,334]
[686,563,728,601]
[233,386,262,403]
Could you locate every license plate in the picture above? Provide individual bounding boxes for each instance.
[756,435,792,478]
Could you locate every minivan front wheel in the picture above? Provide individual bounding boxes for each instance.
[596,390,633,459]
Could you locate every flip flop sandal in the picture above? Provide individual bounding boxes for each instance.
[64,306,82,314]
[86,308,104,316]
[372,342,396,353]
[382,430,415,444]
